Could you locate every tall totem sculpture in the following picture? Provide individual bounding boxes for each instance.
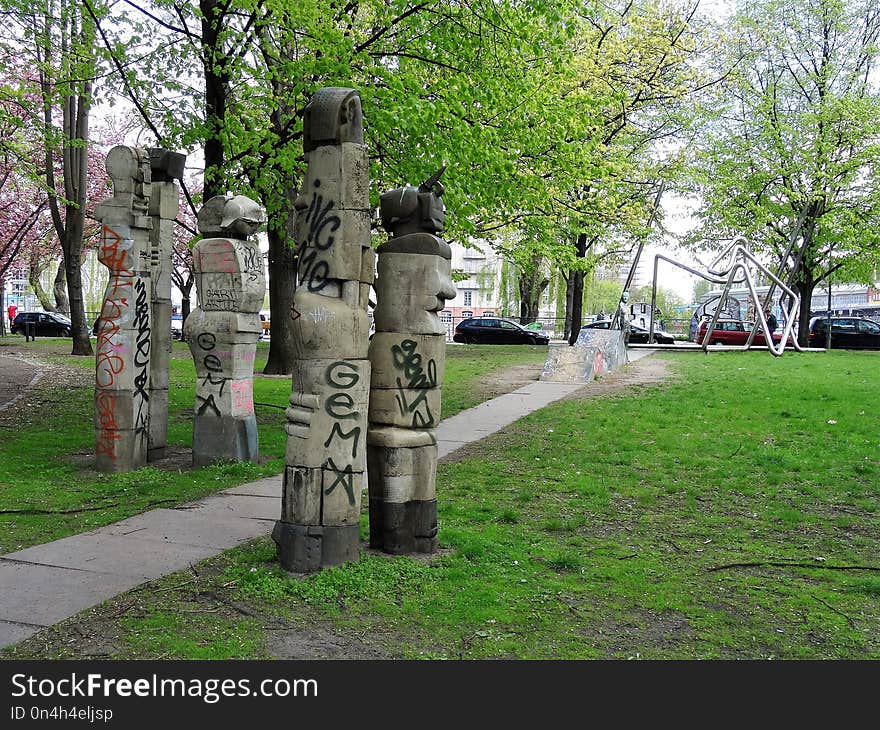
[184,194,267,466]
[273,87,375,572]
[94,146,184,472]
[146,149,186,459]
[367,171,456,554]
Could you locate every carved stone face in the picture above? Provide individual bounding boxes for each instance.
[373,248,457,336]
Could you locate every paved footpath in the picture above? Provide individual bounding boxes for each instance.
[0,350,653,649]
[0,354,43,415]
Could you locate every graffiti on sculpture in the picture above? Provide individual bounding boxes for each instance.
[367,169,457,555]
[93,145,184,472]
[274,87,373,573]
[184,193,266,467]
[391,339,438,427]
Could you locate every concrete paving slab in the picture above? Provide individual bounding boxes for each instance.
[221,477,282,498]
[436,440,474,459]
[0,560,142,626]
[196,494,280,521]
[4,534,218,580]
[0,620,42,647]
[90,508,271,549]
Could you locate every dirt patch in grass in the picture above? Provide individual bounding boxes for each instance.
[475,362,544,398]
[268,622,394,659]
[558,354,674,402]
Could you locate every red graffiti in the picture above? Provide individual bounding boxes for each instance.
[197,241,236,274]
[95,391,120,459]
[231,380,254,415]
[96,292,129,387]
[99,226,133,275]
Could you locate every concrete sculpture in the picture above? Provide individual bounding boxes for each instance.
[94,145,184,472]
[184,194,267,466]
[273,87,375,572]
[367,170,457,554]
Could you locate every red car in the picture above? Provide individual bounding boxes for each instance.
[697,319,784,346]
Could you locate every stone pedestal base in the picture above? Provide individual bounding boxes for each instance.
[95,429,147,473]
[193,415,259,466]
[369,498,438,554]
[272,521,360,573]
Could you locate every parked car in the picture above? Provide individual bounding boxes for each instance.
[697,318,783,346]
[453,317,550,345]
[11,311,72,337]
[808,316,880,350]
[171,314,184,340]
[582,319,676,345]
[259,312,270,338]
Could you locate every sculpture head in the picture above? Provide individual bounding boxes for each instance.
[148,148,187,182]
[379,167,446,238]
[197,194,266,238]
[104,145,150,196]
[373,235,457,335]
[303,87,363,152]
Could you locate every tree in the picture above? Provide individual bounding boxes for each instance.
[525,1,709,345]
[86,0,591,371]
[686,0,880,344]
[0,0,105,355]
[692,277,712,303]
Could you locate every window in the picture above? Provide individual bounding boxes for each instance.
[500,320,518,330]
[440,310,451,323]
[482,310,494,317]
[461,311,473,318]
[859,320,880,334]
[463,290,472,307]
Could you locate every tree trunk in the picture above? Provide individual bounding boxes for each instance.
[263,220,298,374]
[179,276,193,321]
[563,270,574,341]
[28,260,56,311]
[200,0,229,202]
[567,270,586,345]
[793,269,815,348]
[53,262,69,314]
[566,233,591,345]
[517,254,548,325]
[64,203,92,355]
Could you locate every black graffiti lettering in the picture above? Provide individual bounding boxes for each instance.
[197,332,216,350]
[298,248,329,293]
[391,339,437,389]
[306,260,330,293]
[324,422,361,459]
[325,392,357,419]
[134,403,149,435]
[323,457,356,506]
[394,384,435,427]
[326,361,359,389]
[200,372,226,396]
[196,394,221,417]
[204,354,223,373]
[391,338,437,426]
[133,278,151,369]
[305,191,341,251]
[242,247,261,282]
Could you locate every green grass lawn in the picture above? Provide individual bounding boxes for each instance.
[0,338,546,553]
[3,348,878,660]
